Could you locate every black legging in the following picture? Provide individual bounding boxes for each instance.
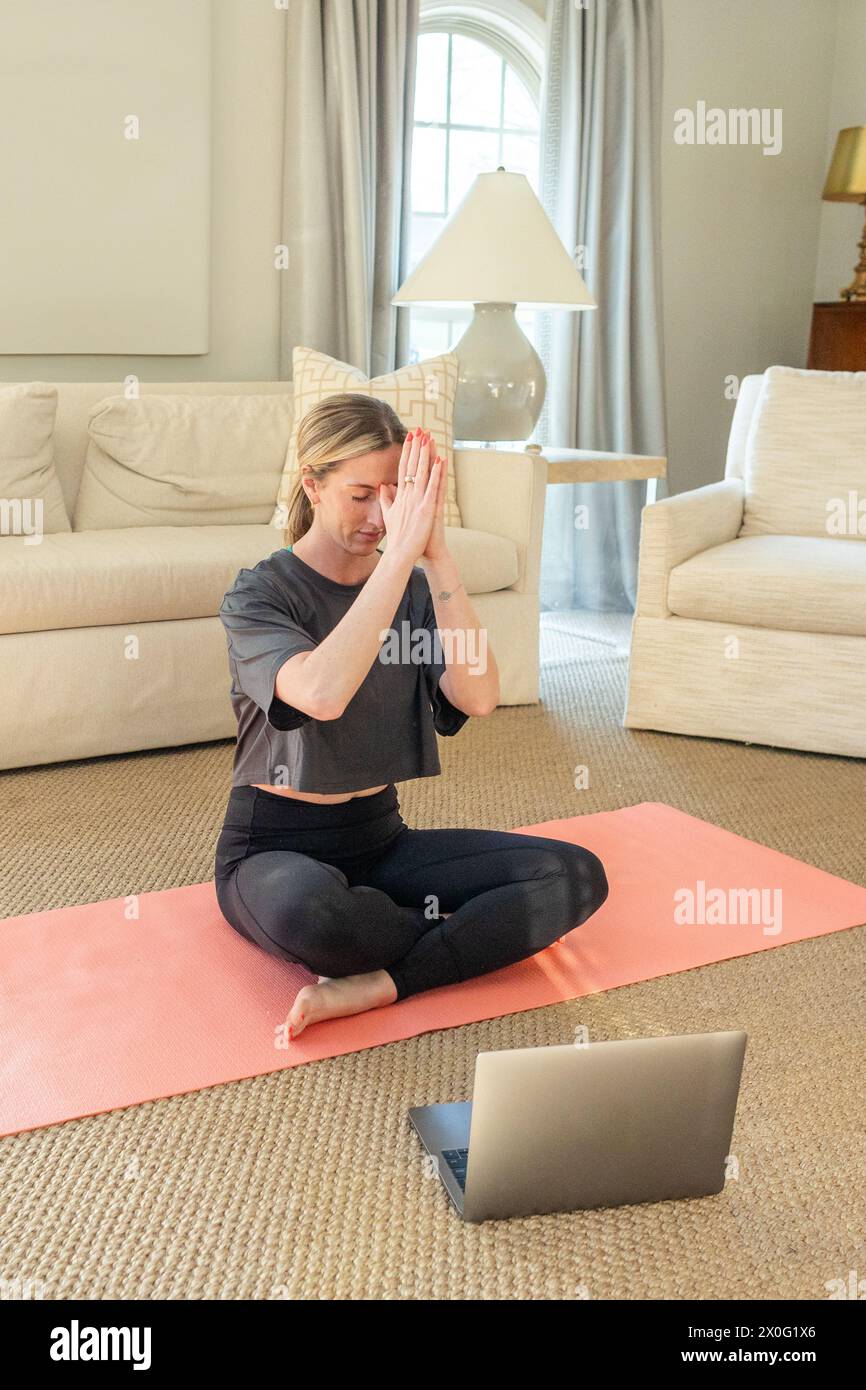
[214,784,609,1003]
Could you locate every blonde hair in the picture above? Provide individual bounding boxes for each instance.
[280,393,408,547]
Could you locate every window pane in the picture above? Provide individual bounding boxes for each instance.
[501,132,540,191]
[411,127,446,215]
[449,35,501,129]
[516,308,539,350]
[448,128,499,209]
[504,67,537,132]
[408,310,454,364]
[414,32,449,124]
[409,212,445,270]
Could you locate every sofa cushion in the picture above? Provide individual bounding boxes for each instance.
[0,526,284,635]
[668,534,866,637]
[0,523,515,636]
[271,346,463,531]
[740,365,866,539]
[0,382,71,535]
[73,393,294,530]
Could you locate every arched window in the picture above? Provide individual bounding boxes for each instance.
[407,0,544,364]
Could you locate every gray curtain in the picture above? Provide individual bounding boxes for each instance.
[278,0,420,379]
[535,0,668,613]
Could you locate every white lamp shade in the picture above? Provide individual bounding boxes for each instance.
[392,168,597,311]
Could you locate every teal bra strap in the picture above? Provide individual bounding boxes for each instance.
[286,544,292,551]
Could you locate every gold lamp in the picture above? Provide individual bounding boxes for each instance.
[822,125,866,301]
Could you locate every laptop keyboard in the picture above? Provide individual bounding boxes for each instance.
[442,1148,469,1190]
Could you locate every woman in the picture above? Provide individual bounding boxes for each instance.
[214,392,609,1038]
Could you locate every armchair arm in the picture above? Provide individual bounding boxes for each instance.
[635,478,745,618]
[452,448,547,596]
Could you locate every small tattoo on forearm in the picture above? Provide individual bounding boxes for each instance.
[437,582,464,600]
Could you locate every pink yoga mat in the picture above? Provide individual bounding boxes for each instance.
[2,801,865,1136]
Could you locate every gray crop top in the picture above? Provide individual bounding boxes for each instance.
[218,545,470,793]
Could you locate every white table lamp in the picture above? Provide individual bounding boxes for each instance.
[392,167,596,442]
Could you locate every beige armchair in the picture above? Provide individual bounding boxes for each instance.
[625,369,866,758]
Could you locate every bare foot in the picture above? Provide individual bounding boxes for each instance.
[288,968,398,1039]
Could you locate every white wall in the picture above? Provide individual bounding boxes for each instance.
[814,0,866,302]
[660,0,841,494]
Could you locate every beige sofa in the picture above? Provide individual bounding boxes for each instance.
[625,368,866,758]
[0,381,546,771]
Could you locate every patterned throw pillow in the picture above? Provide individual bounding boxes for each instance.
[270,346,463,530]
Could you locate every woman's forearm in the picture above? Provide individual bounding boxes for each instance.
[420,551,500,715]
[275,547,417,718]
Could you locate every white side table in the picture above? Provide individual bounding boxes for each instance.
[527,445,667,503]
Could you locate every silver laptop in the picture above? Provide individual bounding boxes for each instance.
[408,1029,747,1222]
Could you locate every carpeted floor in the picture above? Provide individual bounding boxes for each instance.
[1,614,864,1300]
